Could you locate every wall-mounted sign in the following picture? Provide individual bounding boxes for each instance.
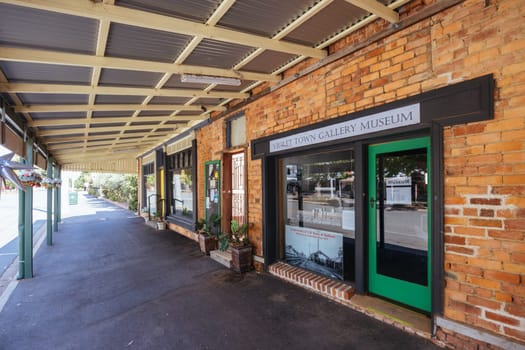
[270,103,420,153]
[385,176,412,205]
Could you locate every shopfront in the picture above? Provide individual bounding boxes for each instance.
[164,133,197,231]
[252,75,493,314]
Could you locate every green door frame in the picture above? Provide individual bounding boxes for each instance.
[204,160,221,222]
[368,136,431,312]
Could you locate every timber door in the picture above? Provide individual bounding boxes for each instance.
[368,137,431,312]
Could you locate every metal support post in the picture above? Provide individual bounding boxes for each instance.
[46,159,53,245]
[23,139,33,279]
[54,166,60,232]
[17,181,25,279]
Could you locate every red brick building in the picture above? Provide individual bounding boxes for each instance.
[1,0,522,348]
[139,0,525,348]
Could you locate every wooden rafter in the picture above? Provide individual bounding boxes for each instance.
[39,125,179,137]
[29,115,205,127]
[15,104,225,113]
[344,0,399,23]
[0,47,280,83]
[0,83,248,99]
[43,132,169,145]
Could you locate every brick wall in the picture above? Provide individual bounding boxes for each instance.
[198,0,525,344]
[437,0,525,343]
[196,118,224,221]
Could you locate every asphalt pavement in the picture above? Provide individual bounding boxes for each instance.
[0,193,441,350]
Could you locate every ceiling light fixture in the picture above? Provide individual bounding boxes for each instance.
[181,74,241,86]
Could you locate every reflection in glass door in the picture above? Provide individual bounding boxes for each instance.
[368,137,431,312]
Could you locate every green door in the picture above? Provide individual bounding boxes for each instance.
[368,137,431,312]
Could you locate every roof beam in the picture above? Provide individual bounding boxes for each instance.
[29,115,205,127]
[0,47,280,83]
[15,104,225,113]
[56,153,140,162]
[48,138,155,150]
[43,132,169,145]
[52,142,150,154]
[0,0,326,59]
[344,0,399,23]
[0,83,248,99]
[39,124,179,137]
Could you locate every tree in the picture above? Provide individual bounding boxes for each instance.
[74,172,138,211]
[74,171,91,190]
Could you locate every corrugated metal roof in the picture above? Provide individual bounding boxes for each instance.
[0,61,92,84]
[218,0,319,37]
[98,69,163,88]
[95,95,147,104]
[242,50,298,74]
[0,3,97,54]
[195,97,223,105]
[106,23,191,63]
[0,0,415,170]
[284,0,369,46]
[184,39,253,69]
[116,0,220,22]
[18,93,88,105]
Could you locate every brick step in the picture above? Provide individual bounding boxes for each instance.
[210,249,232,268]
[269,262,354,304]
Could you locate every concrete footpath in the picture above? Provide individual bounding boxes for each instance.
[0,193,441,350]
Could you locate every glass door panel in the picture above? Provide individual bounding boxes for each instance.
[368,137,431,312]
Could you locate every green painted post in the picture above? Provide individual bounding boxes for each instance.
[23,139,33,279]
[17,179,25,280]
[54,167,60,232]
[46,159,53,245]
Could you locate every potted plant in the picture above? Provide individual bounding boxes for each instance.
[229,220,252,273]
[197,214,220,255]
[18,170,42,188]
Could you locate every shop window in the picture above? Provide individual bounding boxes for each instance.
[226,115,246,148]
[167,149,193,219]
[282,149,355,281]
[142,163,156,214]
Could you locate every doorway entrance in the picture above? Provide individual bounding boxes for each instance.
[368,137,431,312]
[223,152,246,232]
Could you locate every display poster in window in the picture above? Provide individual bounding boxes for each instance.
[204,161,220,222]
[285,225,343,280]
[385,176,412,205]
